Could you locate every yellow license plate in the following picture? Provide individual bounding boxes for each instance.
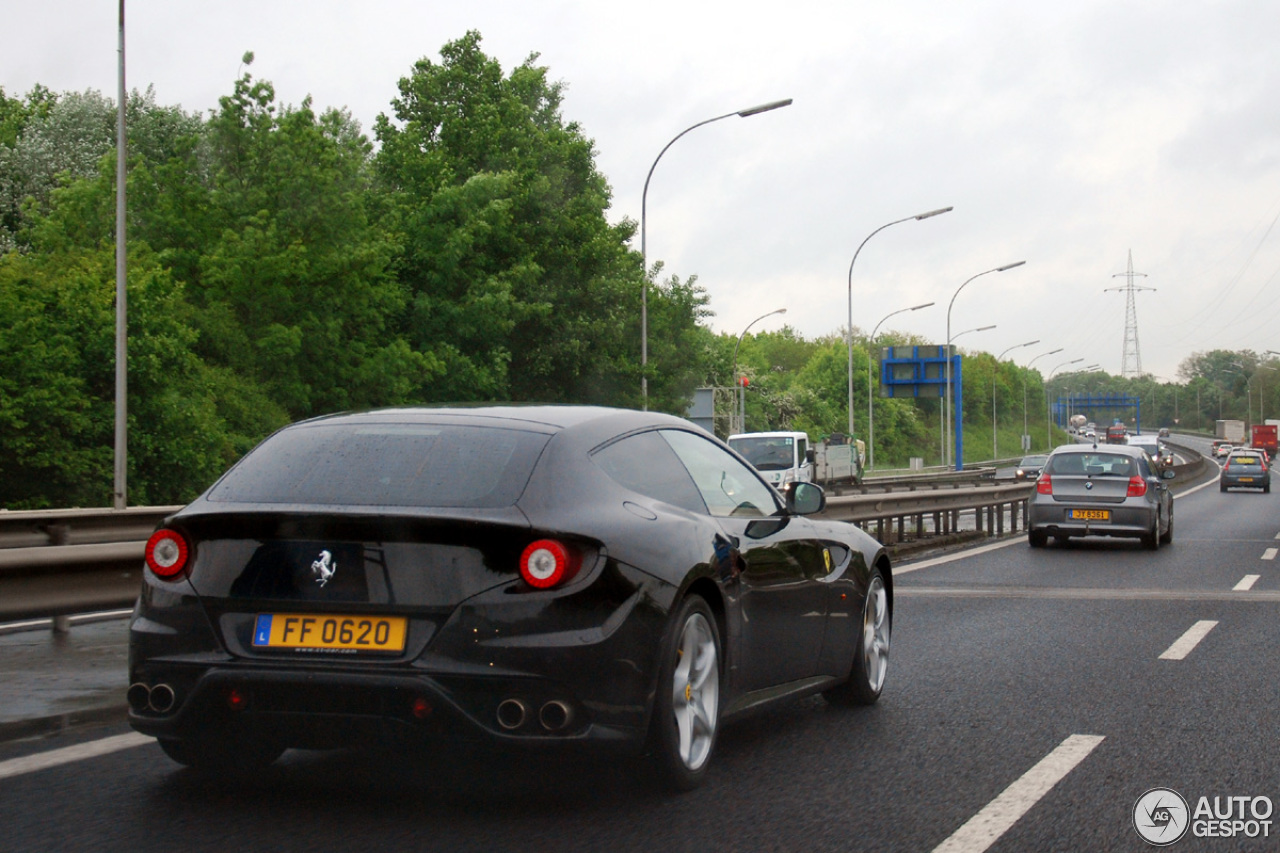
[252,613,407,652]
[1068,509,1111,521]
[1239,477,1254,483]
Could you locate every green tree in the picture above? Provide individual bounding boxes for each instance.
[191,67,429,417]
[375,31,705,409]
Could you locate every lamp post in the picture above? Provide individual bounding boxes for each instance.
[731,308,787,434]
[1022,348,1062,452]
[993,340,1039,459]
[944,261,1025,466]
[1046,358,1083,448]
[113,0,127,510]
[940,324,996,467]
[846,207,952,438]
[1247,365,1277,425]
[865,301,934,469]
[640,98,792,410]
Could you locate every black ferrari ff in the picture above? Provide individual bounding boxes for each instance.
[128,406,892,790]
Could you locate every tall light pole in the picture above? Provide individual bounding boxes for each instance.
[993,340,1038,459]
[1046,358,1083,448]
[1247,365,1277,425]
[846,207,952,437]
[731,307,787,434]
[1023,348,1062,451]
[866,301,934,469]
[945,261,1025,466]
[941,324,996,467]
[114,0,127,510]
[640,98,792,409]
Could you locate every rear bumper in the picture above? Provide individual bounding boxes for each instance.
[127,663,644,753]
[1028,504,1156,538]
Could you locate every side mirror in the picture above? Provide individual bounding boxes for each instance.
[1161,468,1176,480]
[784,481,826,515]
[806,449,815,464]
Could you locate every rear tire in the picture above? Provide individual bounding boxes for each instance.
[647,595,721,792]
[1159,510,1174,544]
[1142,516,1160,551]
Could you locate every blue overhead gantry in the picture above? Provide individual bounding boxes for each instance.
[1053,393,1141,433]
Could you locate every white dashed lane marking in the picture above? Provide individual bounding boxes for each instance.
[1262,548,1277,561]
[1234,575,1261,591]
[1158,620,1219,661]
[932,734,1106,853]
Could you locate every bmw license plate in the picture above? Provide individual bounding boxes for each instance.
[1068,509,1110,521]
[252,613,407,653]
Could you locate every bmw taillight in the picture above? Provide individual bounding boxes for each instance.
[519,539,580,589]
[1036,473,1053,495]
[1127,476,1147,497]
[144,529,189,579]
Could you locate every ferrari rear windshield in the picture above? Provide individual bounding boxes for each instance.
[207,422,551,507]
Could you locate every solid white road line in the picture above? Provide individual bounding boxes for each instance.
[1159,620,1219,660]
[931,734,1106,853]
[1234,575,1261,591]
[895,536,1023,575]
[1263,548,1277,561]
[0,732,151,781]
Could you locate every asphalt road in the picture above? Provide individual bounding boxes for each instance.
[0,450,1276,852]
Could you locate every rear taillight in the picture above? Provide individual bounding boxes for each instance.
[1127,476,1147,497]
[1036,473,1052,495]
[519,539,580,589]
[144,529,189,579]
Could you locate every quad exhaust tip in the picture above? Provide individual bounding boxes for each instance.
[539,700,572,731]
[496,698,528,730]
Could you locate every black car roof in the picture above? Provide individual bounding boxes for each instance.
[283,405,702,441]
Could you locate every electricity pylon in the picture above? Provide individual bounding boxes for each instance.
[1105,250,1155,378]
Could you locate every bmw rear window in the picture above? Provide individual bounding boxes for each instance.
[207,423,551,507]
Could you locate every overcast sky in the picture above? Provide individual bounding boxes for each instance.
[7,0,1280,381]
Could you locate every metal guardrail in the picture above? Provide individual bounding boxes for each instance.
[819,482,1034,550]
[0,506,179,623]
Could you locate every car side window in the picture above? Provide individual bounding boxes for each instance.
[659,429,782,518]
[591,430,708,514]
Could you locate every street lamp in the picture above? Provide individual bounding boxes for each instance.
[846,207,952,437]
[114,0,128,509]
[731,308,787,434]
[992,340,1039,459]
[866,301,935,469]
[1023,348,1062,451]
[944,261,1025,466]
[640,98,792,409]
[1046,358,1084,448]
[940,324,995,466]
[1248,365,1277,424]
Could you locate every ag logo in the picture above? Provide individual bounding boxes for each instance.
[1133,787,1190,846]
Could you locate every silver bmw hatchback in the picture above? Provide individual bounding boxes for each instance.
[1028,444,1175,549]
